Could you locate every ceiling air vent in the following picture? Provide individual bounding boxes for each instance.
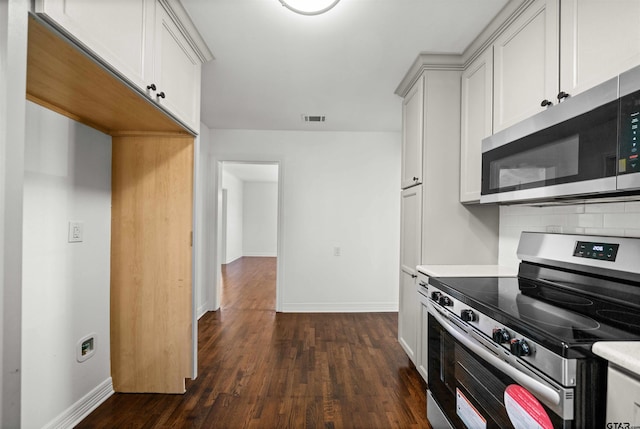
[302,114,326,123]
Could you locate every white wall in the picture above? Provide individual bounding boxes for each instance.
[222,170,244,263]
[499,201,640,268]
[210,129,401,312]
[1,1,28,426]
[243,181,278,257]
[21,102,112,429]
[195,123,215,318]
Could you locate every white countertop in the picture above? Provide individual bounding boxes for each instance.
[593,342,640,377]
[417,264,518,278]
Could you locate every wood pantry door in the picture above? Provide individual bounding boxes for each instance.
[111,134,194,393]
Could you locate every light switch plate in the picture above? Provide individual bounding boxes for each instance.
[68,221,83,243]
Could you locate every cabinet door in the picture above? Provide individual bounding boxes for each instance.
[493,0,559,133]
[606,366,640,425]
[401,75,424,189]
[417,294,429,382]
[399,186,421,365]
[35,0,154,91]
[400,185,422,274]
[560,0,640,97]
[399,271,418,365]
[154,3,201,132]
[460,49,493,203]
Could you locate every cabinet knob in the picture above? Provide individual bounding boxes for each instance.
[411,274,417,279]
[146,83,156,91]
[413,177,419,181]
[540,99,553,107]
[156,91,166,99]
[557,91,570,101]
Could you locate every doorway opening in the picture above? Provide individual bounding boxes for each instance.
[217,161,280,311]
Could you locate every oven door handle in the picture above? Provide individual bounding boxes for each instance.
[429,302,561,406]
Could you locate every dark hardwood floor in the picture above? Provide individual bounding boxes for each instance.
[76,257,430,428]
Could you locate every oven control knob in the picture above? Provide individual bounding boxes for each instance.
[430,291,442,302]
[460,309,476,322]
[510,339,531,357]
[492,328,511,344]
[438,296,453,307]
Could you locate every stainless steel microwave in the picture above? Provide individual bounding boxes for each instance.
[480,65,640,204]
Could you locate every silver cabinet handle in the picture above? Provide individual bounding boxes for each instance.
[428,301,561,406]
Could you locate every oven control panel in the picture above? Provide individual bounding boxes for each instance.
[573,240,619,261]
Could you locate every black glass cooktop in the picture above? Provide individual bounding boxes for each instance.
[429,266,640,356]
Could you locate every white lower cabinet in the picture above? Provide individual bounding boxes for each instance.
[417,289,429,382]
[398,271,419,364]
[606,366,640,425]
[398,185,422,365]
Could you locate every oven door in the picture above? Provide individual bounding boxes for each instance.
[480,77,619,204]
[427,305,585,429]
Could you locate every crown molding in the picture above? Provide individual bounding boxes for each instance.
[394,53,464,97]
[159,0,214,63]
[394,0,535,98]
[460,0,534,66]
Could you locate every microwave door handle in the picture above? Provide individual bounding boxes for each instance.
[428,302,561,406]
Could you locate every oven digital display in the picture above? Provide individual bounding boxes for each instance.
[573,241,619,261]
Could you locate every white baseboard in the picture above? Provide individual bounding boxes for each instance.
[223,255,242,264]
[197,301,213,319]
[280,302,398,313]
[242,252,277,257]
[43,377,114,429]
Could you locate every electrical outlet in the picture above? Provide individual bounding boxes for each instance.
[77,333,96,362]
[68,221,84,242]
[546,225,563,233]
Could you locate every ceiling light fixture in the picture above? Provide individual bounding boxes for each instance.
[278,0,341,16]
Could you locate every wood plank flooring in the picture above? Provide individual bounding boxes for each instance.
[76,257,430,428]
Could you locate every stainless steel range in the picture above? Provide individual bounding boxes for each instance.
[425,232,640,429]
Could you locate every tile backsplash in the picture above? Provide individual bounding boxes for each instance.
[499,201,640,268]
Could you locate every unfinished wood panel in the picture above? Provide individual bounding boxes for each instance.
[111,134,194,393]
[26,16,189,135]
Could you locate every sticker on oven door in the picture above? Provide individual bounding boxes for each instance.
[456,388,487,429]
[504,385,553,429]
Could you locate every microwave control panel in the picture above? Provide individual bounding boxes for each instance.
[619,90,640,175]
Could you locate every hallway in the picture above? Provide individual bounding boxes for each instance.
[76,257,429,428]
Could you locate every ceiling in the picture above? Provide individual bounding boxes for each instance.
[181,0,509,132]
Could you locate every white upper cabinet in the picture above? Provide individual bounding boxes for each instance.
[493,0,559,133]
[401,75,424,189]
[560,0,640,97]
[34,0,155,91]
[154,3,202,131]
[493,0,640,134]
[460,49,493,203]
[35,0,210,132]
